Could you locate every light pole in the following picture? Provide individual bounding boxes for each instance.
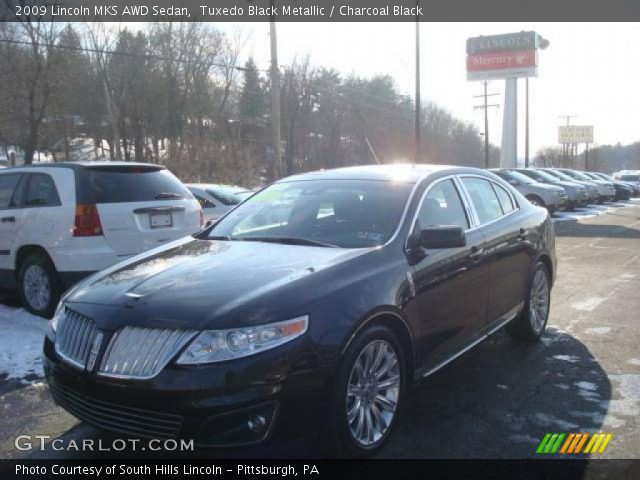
[269,0,282,179]
[414,0,421,163]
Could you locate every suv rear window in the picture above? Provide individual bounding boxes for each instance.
[78,167,193,204]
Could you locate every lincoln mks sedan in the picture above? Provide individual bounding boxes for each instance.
[43,165,556,456]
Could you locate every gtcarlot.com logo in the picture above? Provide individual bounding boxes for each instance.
[536,433,612,455]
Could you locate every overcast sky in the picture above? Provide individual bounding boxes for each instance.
[219,22,639,158]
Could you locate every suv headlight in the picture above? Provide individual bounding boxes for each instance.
[176,316,308,365]
[50,302,65,333]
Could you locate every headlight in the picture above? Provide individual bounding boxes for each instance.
[176,316,308,365]
[50,302,65,333]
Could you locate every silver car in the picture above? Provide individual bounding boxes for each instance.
[539,168,600,205]
[555,169,615,203]
[186,184,254,224]
[490,169,568,213]
[515,168,589,210]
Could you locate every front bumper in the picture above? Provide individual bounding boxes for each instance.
[43,333,331,447]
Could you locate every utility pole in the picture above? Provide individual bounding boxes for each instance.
[473,82,499,168]
[525,78,529,167]
[269,2,282,179]
[414,2,421,163]
[558,115,577,166]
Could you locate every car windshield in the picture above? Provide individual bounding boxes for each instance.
[527,170,559,183]
[620,174,640,182]
[545,169,575,181]
[560,169,590,181]
[504,170,535,184]
[206,179,414,248]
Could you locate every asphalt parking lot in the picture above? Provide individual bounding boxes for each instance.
[1,200,639,459]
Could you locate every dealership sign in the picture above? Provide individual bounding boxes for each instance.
[466,31,539,81]
[559,125,594,144]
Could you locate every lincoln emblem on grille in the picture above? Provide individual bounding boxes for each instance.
[87,332,104,372]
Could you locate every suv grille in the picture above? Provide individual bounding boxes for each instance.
[54,309,97,369]
[99,326,196,379]
[50,382,182,439]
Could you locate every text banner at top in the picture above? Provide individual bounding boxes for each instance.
[1,0,640,22]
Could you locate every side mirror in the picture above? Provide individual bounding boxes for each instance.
[420,226,466,249]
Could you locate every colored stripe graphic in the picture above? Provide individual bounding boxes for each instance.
[537,433,612,454]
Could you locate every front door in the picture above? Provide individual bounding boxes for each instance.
[409,177,489,372]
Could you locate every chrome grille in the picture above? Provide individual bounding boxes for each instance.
[99,326,196,379]
[54,308,96,369]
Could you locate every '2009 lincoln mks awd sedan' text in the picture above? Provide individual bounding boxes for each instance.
[43,165,556,455]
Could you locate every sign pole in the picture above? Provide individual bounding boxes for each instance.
[500,78,517,168]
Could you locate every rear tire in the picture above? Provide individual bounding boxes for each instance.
[507,262,551,342]
[526,195,545,209]
[329,325,405,457]
[18,253,62,319]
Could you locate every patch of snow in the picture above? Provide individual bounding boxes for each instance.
[585,327,611,335]
[628,358,640,366]
[553,355,580,363]
[0,305,48,383]
[532,413,579,430]
[575,381,598,391]
[571,296,606,312]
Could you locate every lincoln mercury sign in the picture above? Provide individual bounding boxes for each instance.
[558,126,594,144]
[466,31,540,81]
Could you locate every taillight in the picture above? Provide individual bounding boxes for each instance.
[199,208,204,227]
[73,204,103,237]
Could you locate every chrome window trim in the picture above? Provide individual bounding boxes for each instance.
[456,174,520,232]
[404,174,476,251]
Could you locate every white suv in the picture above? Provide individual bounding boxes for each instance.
[0,162,203,317]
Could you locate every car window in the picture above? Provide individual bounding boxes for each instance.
[492,182,515,214]
[461,177,504,224]
[0,174,21,209]
[419,179,469,229]
[25,173,60,206]
[80,167,194,204]
[194,194,215,209]
[209,179,414,248]
[206,187,247,206]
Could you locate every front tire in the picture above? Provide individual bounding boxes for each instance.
[330,325,405,456]
[507,262,551,342]
[18,253,62,318]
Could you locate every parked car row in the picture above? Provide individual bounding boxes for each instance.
[490,167,633,213]
[0,162,255,317]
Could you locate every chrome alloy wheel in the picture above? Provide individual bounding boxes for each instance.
[346,339,400,447]
[529,268,550,334]
[23,264,50,311]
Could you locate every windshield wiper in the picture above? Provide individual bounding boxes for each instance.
[235,236,338,248]
[155,192,183,199]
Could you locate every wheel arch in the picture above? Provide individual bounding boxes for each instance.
[535,252,554,285]
[340,308,416,393]
[15,245,55,277]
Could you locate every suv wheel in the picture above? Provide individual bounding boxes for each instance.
[331,325,405,456]
[18,253,62,319]
[507,262,551,342]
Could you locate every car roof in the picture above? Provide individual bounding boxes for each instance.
[277,164,487,183]
[3,161,165,171]
[186,183,250,191]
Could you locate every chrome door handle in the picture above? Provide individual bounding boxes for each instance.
[469,246,484,259]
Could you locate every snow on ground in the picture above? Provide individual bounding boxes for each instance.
[552,200,636,223]
[0,305,48,383]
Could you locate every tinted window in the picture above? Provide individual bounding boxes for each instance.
[209,179,413,248]
[25,174,60,206]
[82,167,193,204]
[419,179,469,229]
[462,177,504,224]
[206,187,250,206]
[492,183,515,214]
[620,175,640,182]
[0,174,21,209]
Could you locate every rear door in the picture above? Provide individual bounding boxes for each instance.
[80,165,202,256]
[0,173,25,271]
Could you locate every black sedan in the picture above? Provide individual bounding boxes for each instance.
[43,165,556,456]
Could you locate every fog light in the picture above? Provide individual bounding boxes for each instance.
[248,414,267,433]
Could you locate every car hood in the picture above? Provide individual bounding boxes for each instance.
[554,180,584,190]
[66,237,371,328]
[533,183,564,193]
